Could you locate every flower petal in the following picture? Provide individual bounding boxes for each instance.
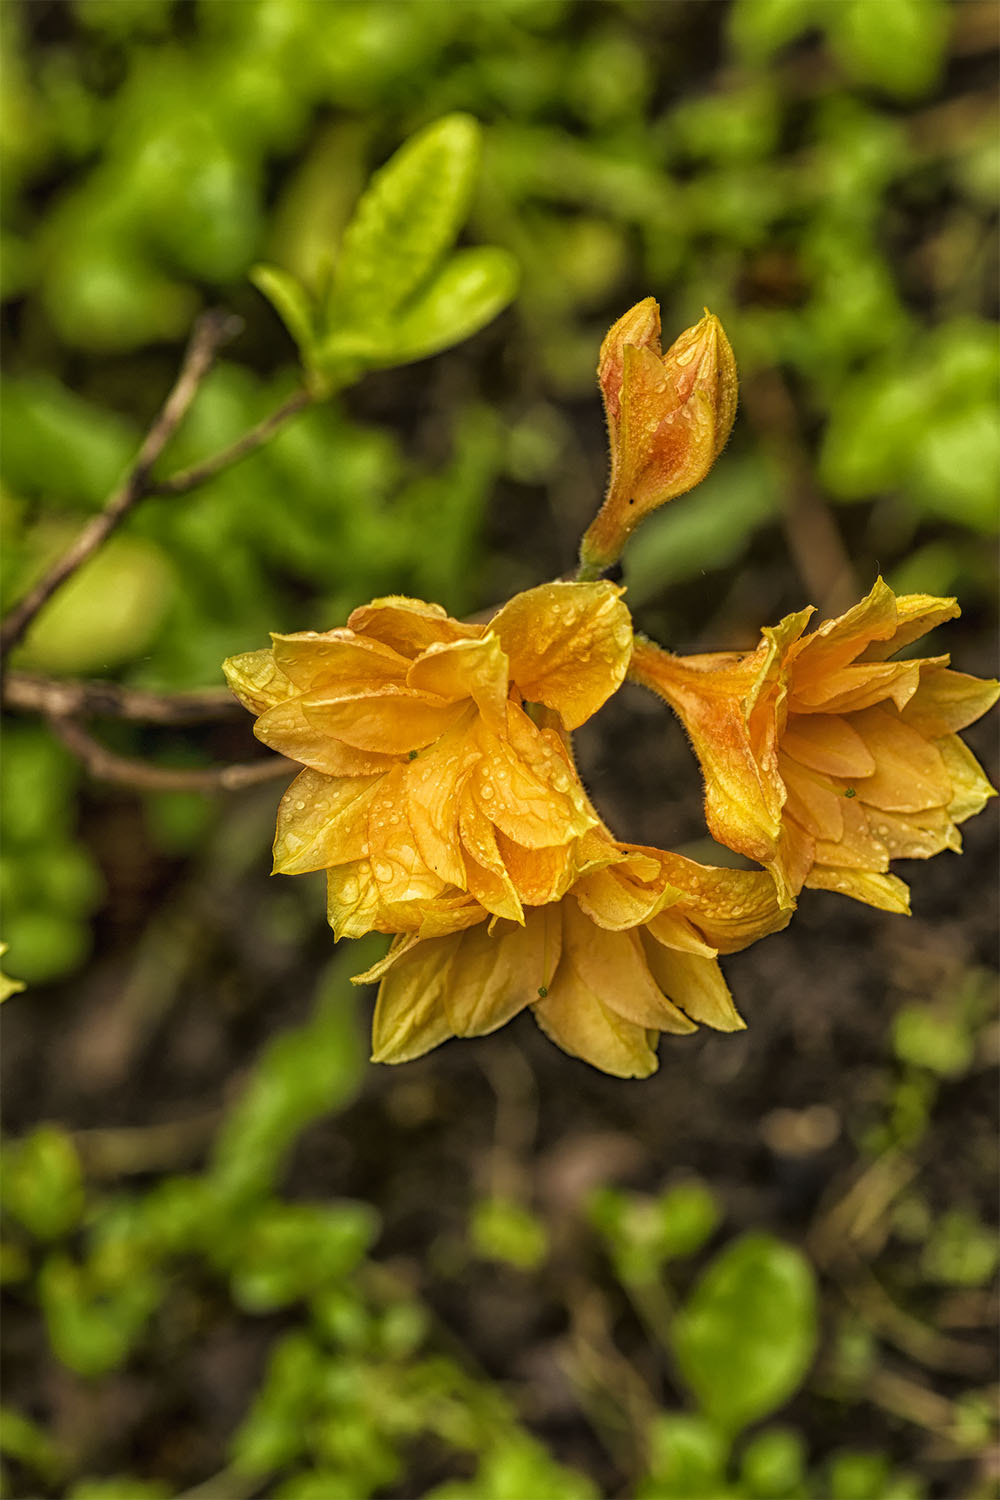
[850,706,951,812]
[901,668,1000,737]
[367,765,449,907]
[302,686,467,754]
[370,933,460,1063]
[562,900,696,1034]
[327,861,381,939]
[859,592,961,660]
[653,853,793,952]
[532,973,660,1079]
[255,697,401,776]
[473,705,597,849]
[789,659,923,715]
[444,906,561,1037]
[458,784,523,921]
[270,630,408,692]
[347,596,482,656]
[939,734,996,823]
[781,715,877,779]
[490,581,633,730]
[806,866,911,914]
[640,935,745,1032]
[223,649,296,715]
[404,718,480,887]
[790,576,899,682]
[273,768,381,875]
[406,634,510,733]
[814,796,889,872]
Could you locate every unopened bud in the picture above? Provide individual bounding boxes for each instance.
[580,301,738,574]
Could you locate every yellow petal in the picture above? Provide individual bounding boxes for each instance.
[642,908,717,958]
[789,659,923,715]
[495,833,576,907]
[491,581,633,731]
[791,577,899,684]
[367,765,448,907]
[444,907,561,1037]
[814,795,889,872]
[782,714,877,779]
[562,900,696,1034]
[302,686,467,754]
[902,668,1000,737]
[370,933,460,1062]
[859,592,961,660]
[865,806,961,861]
[406,634,510,733]
[404,718,480,887]
[223,649,296,714]
[850,706,951,812]
[573,855,681,931]
[458,784,523,921]
[327,861,381,939]
[640,935,745,1032]
[347,596,482,657]
[653,853,793,952]
[939,734,997,823]
[805,866,911,914]
[273,768,381,875]
[780,756,845,843]
[270,629,408,692]
[255,697,401,776]
[473,705,596,850]
[532,974,660,1079]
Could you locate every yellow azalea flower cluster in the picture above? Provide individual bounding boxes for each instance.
[224,299,997,1078]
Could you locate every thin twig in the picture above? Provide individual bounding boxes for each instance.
[146,386,314,496]
[48,716,290,794]
[0,310,242,659]
[3,670,241,724]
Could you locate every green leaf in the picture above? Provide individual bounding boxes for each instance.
[0,1406,66,1484]
[672,1234,817,1434]
[892,1005,973,1078]
[739,1426,808,1498]
[3,1126,85,1241]
[470,1198,549,1271]
[251,262,318,362]
[637,1413,729,1499]
[328,113,482,328]
[388,247,519,364]
[828,0,950,99]
[826,1451,892,1500]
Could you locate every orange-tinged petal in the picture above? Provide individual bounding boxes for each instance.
[850,707,952,812]
[254,697,401,776]
[814,796,889,872]
[302,686,467,754]
[273,769,381,875]
[495,833,576,907]
[642,908,717,958]
[866,807,961,861]
[367,765,448,907]
[406,634,509,733]
[790,576,899,684]
[598,294,662,430]
[347,596,482,656]
[653,854,793,952]
[270,630,408,692]
[562,900,696,1034]
[781,715,877,780]
[458,784,523,921]
[779,756,845,843]
[806,866,911,914]
[223,649,296,715]
[901,668,1000,737]
[573,857,681,931]
[789,659,924,716]
[640,935,745,1032]
[490,581,633,730]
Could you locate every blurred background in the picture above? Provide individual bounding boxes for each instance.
[1,1,997,1496]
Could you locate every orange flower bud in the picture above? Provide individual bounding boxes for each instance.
[580,300,738,574]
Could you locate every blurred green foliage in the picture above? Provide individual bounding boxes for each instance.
[1,1,996,1494]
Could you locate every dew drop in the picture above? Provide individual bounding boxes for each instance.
[374,861,393,883]
[479,783,494,801]
[294,799,306,811]
[340,878,359,903]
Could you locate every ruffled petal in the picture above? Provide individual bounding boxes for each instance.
[406,634,510,734]
[270,630,408,692]
[327,861,381,940]
[901,668,1000,737]
[859,592,961,660]
[223,649,296,715]
[458,784,523,922]
[302,686,467,754]
[790,576,899,683]
[805,866,911,914]
[814,796,889,872]
[653,853,793,952]
[490,581,633,730]
[781,715,877,780]
[347,596,483,657]
[640,934,745,1032]
[939,734,996,824]
[532,967,661,1079]
[370,934,461,1063]
[255,697,401,776]
[444,907,561,1037]
[561,900,696,1034]
[789,659,923,715]
[850,706,951,812]
[367,765,449,908]
[472,704,597,850]
[404,717,480,887]
[273,769,381,875]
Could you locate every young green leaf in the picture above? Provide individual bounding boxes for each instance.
[671,1233,818,1434]
[251,263,318,364]
[327,114,482,328]
[389,247,520,364]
